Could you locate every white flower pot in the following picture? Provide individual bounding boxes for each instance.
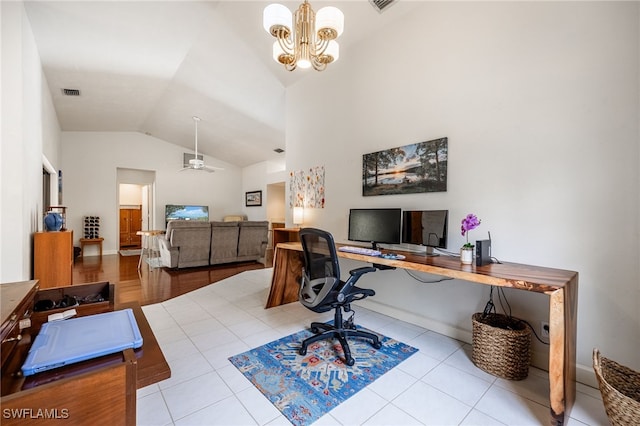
[460,248,474,264]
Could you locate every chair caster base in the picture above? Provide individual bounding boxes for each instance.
[372,341,382,349]
[298,347,307,356]
[345,357,355,366]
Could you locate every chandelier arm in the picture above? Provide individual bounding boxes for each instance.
[275,28,294,53]
[285,61,297,71]
[310,55,327,71]
[313,38,330,57]
[311,62,326,71]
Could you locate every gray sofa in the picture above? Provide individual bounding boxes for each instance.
[158,220,268,269]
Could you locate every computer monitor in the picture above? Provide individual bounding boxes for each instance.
[402,210,448,256]
[348,208,401,250]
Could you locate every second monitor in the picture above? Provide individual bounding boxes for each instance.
[402,210,448,256]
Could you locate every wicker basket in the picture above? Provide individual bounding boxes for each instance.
[471,313,531,380]
[593,348,640,425]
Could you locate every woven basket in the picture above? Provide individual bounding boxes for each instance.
[471,313,531,380]
[593,348,640,425]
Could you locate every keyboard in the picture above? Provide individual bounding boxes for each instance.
[338,246,382,257]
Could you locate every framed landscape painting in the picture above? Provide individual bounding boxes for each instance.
[245,190,262,206]
[362,137,448,196]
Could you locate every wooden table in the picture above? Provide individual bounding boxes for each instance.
[79,237,104,257]
[269,242,578,426]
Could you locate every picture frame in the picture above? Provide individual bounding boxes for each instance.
[245,190,262,207]
[362,137,448,196]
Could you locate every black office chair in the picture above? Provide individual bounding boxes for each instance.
[297,228,382,366]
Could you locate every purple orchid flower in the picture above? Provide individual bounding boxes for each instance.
[461,214,481,247]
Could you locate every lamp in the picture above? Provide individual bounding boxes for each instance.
[263,1,344,71]
[293,206,304,227]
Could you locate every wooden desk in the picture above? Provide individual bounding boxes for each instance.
[1,281,170,425]
[269,242,578,426]
[117,301,171,389]
[79,237,104,257]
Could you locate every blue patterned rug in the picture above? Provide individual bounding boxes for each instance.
[228,326,418,426]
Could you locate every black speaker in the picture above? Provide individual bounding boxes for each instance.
[476,239,491,266]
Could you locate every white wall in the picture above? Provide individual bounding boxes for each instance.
[0,1,61,282]
[119,184,142,206]
[60,131,243,254]
[241,159,286,221]
[285,1,640,380]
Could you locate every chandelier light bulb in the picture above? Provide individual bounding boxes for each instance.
[315,6,344,38]
[263,3,292,35]
[297,58,311,69]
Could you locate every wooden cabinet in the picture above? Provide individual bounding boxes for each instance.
[272,228,300,247]
[0,281,133,424]
[120,208,142,249]
[33,231,73,289]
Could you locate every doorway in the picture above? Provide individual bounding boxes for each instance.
[42,156,59,214]
[265,182,286,264]
[266,182,285,225]
[116,168,156,251]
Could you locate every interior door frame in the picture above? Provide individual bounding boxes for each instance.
[116,168,156,250]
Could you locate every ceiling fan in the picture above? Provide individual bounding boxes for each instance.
[180,116,224,173]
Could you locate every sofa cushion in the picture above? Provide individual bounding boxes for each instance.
[237,221,269,260]
[166,221,211,268]
[210,221,240,265]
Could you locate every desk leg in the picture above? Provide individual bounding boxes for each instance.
[266,247,303,308]
[548,278,578,426]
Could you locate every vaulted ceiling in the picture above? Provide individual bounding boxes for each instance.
[24,1,421,167]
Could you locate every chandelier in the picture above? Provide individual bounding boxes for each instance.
[263,1,344,71]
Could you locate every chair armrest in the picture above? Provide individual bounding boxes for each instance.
[158,238,172,250]
[349,266,377,276]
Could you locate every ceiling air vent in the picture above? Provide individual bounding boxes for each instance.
[273,148,285,153]
[369,0,397,13]
[62,88,80,96]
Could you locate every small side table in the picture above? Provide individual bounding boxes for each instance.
[79,238,104,258]
[136,230,165,270]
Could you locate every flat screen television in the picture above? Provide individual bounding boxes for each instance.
[348,208,401,250]
[165,205,209,224]
[402,210,448,256]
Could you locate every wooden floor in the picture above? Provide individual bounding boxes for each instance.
[72,253,269,306]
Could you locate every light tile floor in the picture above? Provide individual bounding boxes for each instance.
[137,269,608,426]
